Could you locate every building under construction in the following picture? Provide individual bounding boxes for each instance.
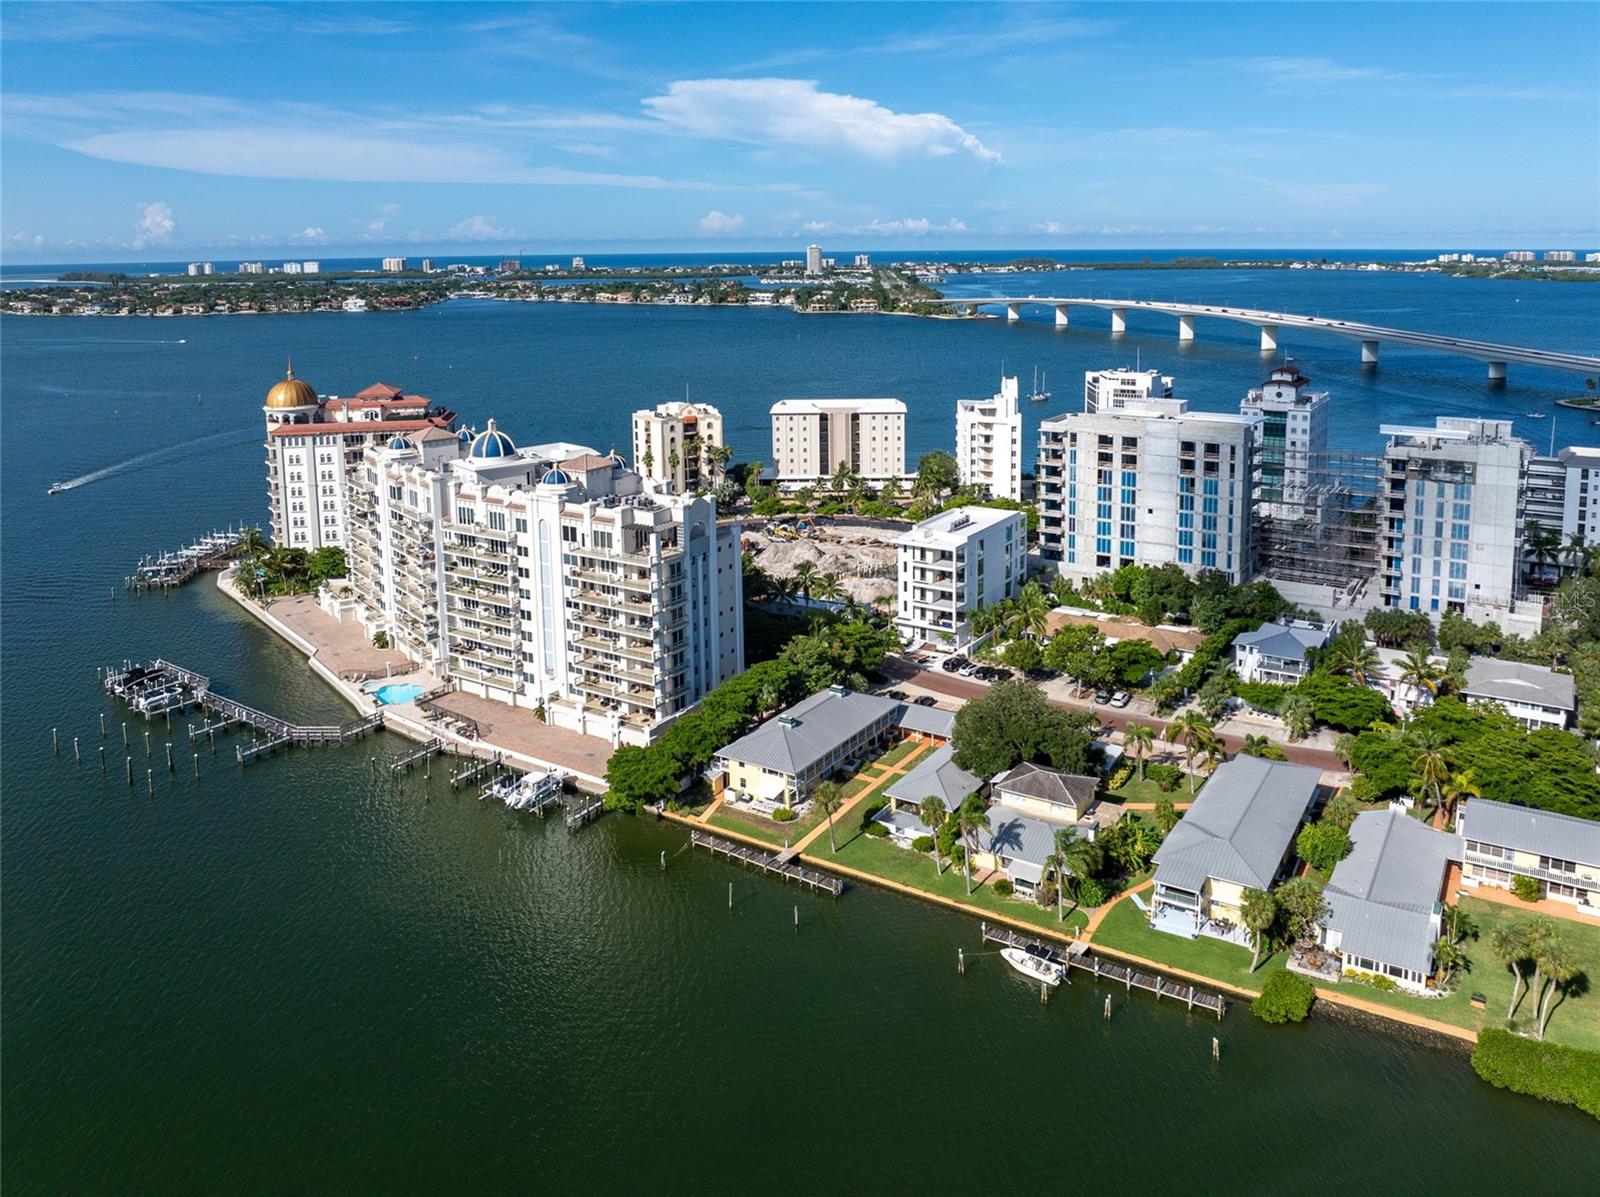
[1252,449,1386,605]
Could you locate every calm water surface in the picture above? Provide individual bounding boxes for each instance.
[4,274,1599,1191]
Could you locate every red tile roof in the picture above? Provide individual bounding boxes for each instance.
[355,382,404,399]
[270,417,452,439]
[562,453,616,472]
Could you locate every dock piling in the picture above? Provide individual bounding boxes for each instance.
[1041,981,1049,1004]
[660,850,667,871]
[53,727,59,757]
[101,713,107,738]
[728,882,733,910]
[146,768,153,796]
[193,753,200,779]
[74,737,81,765]
[1212,1037,1221,1063]
[958,947,965,976]
[126,757,133,786]
[122,722,129,748]
[1104,994,1112,1020]
[144,731,151,756]
[165,742,174,772]
[793,904,799,930]
[100,746,107,775]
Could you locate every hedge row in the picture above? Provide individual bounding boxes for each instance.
[1471,1028,1600,1120]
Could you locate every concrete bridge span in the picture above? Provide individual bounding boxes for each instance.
[931,296,1600,380]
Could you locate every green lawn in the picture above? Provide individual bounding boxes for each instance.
[1090,894,1600,1050]
[708,740,933,849]
[1107,775,1203,805]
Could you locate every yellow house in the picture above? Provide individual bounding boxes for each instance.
[1458,798,1600,912]
[1149,756,1322,943]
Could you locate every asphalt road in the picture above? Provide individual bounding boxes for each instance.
[881,657,1345,773]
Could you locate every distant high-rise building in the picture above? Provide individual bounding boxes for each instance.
[238,262,264,274]
[1545,250,1576,263]
[186,263,202,276]
[632,402,727,493]
[382,257,407,272]
[1083,367,1174,414]
[1240,362,1330,516]
[301,261,320,274]
[571,256,586,270]
[770,397,905,485]
[1586,253,1600,263]
[805,244,823,276]
[1505,250,1535,262]
[853,253,871,268]
[420,259,436,273]
[282,261,304,274]
[956,376,1023,501]
[498,258,522,273]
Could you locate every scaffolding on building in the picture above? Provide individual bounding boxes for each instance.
[1253,450,1387,597]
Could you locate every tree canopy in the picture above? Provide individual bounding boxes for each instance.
[951,680,1096,778]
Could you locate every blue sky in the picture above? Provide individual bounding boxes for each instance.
[2,2,1596,261]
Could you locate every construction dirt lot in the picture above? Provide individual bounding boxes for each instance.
[744,520,900,606]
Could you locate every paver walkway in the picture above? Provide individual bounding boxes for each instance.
[791,740,933,852]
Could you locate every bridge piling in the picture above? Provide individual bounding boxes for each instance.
[1362,339,1380,366]
[1110,308,1127,335]
[1005,302,1021,323]
[1178,314,1195,342]
[1053,304,1070,327]
[1488,360,1507,383]
[1260,324,1277,353]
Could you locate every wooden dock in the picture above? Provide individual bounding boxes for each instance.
[391,738,443,771]
[564,794,606,829]
[690,829,844,897]
[979,924,1227,1019]
[124,528,252,591]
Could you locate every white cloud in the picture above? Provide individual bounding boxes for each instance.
[132,200,174,248]
[364,202,401,234]
[803,216,969,237]
[643,79,1000,163]
[447,215,515,241]
[697,210,745,236]
[296,226,327,244]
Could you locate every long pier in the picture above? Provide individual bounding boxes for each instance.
[103,659,386,766]
[930,295,1600,380]
[690,829,845,897]
[980,923,1226,1019]
[125,527,253,591]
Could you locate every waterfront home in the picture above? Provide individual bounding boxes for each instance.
[1232,619,1332,686]
[966,763,1117,896]
[713,685,953,811]
[873,745,982,845]
[1457,798,1600,914]
[1459,658,1576,731]
[1149,756,1323,941]
[1315,810,1459,993]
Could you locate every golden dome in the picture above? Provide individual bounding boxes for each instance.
[265,361,318,409]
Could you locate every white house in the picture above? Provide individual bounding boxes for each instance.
[1458,799,1600,913]
[1460,658,1576,730]
[1232,619,1333,685]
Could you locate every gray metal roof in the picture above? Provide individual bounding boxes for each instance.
[1461,658,1576,712]
[1151,756,1322,893]
[885,745,981,810]
[716,686,899,776]
[977,802,1079,880]
[1234,620,1331,662]
[1324,810,1457,975]
[1459,798,1600,865]
[992,762,1098,813]
[716,687,953,778]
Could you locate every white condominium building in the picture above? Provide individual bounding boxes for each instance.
[805,244,823,275]
[956,376,1023,501]
[262,365,458,551]
[770,397,906,486]
[346,421,744,747]
[381,257,407,272]
[1239,361,1330,516]
[1084,367,1174,414]
[895,506,1025,648]
[1379,418,1527,619]
[1037,397,1259,584]
[631,402,727,493]
[1524,446,1600,571]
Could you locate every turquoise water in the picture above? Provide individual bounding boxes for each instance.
[369,682,424,706]
[4,272,1600,1189]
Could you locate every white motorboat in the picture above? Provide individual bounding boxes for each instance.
[1001,946,1064,987]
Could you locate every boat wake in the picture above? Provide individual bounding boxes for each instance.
[49,424,257,494]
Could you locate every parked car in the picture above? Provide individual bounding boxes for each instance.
[940,656,968,673]
[1110,690,1131,708]
[885,689,908,701]
[914,695,939,707]
[958,662,981,677]
[1094,689,1113,704]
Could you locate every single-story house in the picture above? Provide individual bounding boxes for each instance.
[1460,658,1576,731]
[713,685,954,810]
[1458,798,1600,914]
[970,763,1118,895]
[1318,810,1459,993]
[1232,619,1333,686]
[874,745,982,846]
[1149,756,1323,942]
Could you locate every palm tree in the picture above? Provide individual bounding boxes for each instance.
[1330,639,1381,686]
[1564,531,1588,577]
[1407,730,1451,812]
[1241,733,1271,757]
[1241,887,1277,972]
[1432,937,1468,988]
[791,559,818,600]
[1536,944,1578,1040]
[813,571,845,604]
[1013,581,1051,641]
[1042,834,1071,923]
[1278,691,1314,741]
[1165,712,1214,794]
[1058,829,1103,900]
[1439,768,1480,827]
[1124,723,1155,782]
[919,795,947,873]
[1524,917,1558,1027]
[1398,646,1441,711]
[830,459,855,495]
[812,779,844,853]
[1524,521,1561,584]
[1111,814,1159,874]
[956,792,991,896]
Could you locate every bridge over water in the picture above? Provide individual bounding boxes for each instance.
[929,296,1600,380]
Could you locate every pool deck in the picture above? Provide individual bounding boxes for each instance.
[219,572,613,789]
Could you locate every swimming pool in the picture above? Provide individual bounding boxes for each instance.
[369,682,425,706]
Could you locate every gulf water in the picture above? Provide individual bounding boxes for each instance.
[4,266,1599,1190]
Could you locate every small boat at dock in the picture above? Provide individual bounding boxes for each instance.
[1001,945,1064,986]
